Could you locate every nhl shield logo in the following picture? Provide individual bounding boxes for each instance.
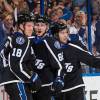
[54,41,61,49]
[16,37,25,45]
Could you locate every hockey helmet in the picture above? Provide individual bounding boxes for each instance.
[34,15,49,24]
[50,23,68,35]
[16,12,34,25]
[57,23,67,31]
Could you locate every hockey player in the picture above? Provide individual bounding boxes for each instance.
[54,23,100,100]
[31,15,65,100]
[50,23,87,50]
[0,12,41,100]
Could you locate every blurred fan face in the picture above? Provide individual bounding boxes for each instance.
[24,22,34,36]
[34,22,48,37]
[51,12,59,22]
[73,6,80,14]
[58,1,64,7]
[56,8,63,17]
[12,0,19,6]
[3,15,13,29]
[75,11,87,25]
[58,29,69,44]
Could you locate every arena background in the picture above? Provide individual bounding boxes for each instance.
[0,0,100,100]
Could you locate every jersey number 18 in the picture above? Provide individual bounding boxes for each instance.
[12,48,22,57]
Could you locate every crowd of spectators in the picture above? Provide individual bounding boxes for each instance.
[0,0,100,73]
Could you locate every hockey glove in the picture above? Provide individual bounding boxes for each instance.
[30,72,42,91]
[52,77,64,92]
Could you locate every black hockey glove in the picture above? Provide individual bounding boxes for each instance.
[52,77,64,93]
[30,72,42,91]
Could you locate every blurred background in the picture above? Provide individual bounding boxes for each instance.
[0,0,100,100]
[0,0,100,74]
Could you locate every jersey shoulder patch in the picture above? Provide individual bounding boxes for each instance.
[16,36,25,45]
[54,41,61,49]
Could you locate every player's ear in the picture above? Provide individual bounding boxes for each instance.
[19,24,24,31]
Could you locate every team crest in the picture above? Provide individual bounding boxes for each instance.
[16,37,25,45]
[54,41,61,49]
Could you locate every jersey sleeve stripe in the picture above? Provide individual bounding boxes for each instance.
[19,39,31,79]
[69,43,92,55]
[8,54,23,81]
[8,36,13,48]
[43,39,63,76]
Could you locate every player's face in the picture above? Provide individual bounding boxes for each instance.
[34,22,48,37]
[58,29,69,44]
[24,22,34,36]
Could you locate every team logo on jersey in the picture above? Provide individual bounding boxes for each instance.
[54,41,61,49]
[16,37,25,45]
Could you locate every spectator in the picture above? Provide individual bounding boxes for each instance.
[69,11,87,45]
[72,0,87,13]
[50,11,59,23]
[26,0,34,12]
[91,0,100,18]
[13,0,29,12]
[55,7,63,18]
[48,0,57,8]
[63,0,72,10]
[0,11,14,83]
[34,2,40,15]
[18,0,29,12]
[0,0,13,13]
[53,0,73,20]
[91,13,97,55]
[73,6,80,15]
[0,11,13,51]
[45,7,52,17]
[94,20,100,54]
